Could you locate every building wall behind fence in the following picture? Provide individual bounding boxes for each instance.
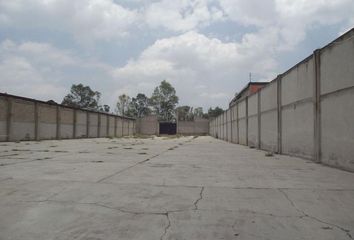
[0,94,135,142]
[209,28,354,172]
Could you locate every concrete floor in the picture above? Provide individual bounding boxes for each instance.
[0,136,353,240]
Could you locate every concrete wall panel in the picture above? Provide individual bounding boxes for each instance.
[231,105,238,143]
[88,113,98,138]
[0,97,8,141]
[178,121,194,134]
[76,111,87,138]
[137,115,158,135]
[281,58,314,105]
[238,100,246,118]
[248,115,258,147]
[321,89,354,171]
[320,31,354,95]
[12,99,35,141]
[281,102,314,159]
[260,82,277,112]
[116,118,123,137]
[99,115,107,137]
[260,110,277,152]
[108,116,115,137]
[238,119,247,145]
[122,119,129,136]
[60,108,74,139]
[248,94,258,116]
[38,104,56,140]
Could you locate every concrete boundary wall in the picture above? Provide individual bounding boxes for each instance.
[209,28,354,172]
[0,93,136,142]
[177,117,209,135]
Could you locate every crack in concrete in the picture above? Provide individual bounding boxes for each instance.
[19,197,175,240]
[160,212,171,240]
[193,186,205,210]
[278,189,353,239]
[96,139,193,183]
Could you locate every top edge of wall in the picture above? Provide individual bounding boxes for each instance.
[0,92,136,121]
[230,27,354,106]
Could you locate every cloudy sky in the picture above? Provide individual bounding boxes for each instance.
[0,0,353,110]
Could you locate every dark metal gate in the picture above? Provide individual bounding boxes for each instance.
[159,122,176,135]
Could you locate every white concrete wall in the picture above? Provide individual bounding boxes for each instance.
[75,110,87,138]
[0,95,136,142]
[226,109,232,142]
[0,97,8,141]
[88,113,99,138]
[122,119,129,136]
[231,105,238,143]
[320,30,354,171]
[281,58,314,159]
[247,94,258,147]
[108,116,115,137]
[128,119,134,136]
[116,118,123,137]
[38,104,57,140]
[12,99,35,141]
[99,114,107,138]
[137,115,158,135]
[60,107,74,139]
[260,82,278,152]
[209,28,354,172]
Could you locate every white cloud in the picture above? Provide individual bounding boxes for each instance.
[219,0,354,50]
[0,0,139,44]
[144,0,224,32]
[0,39,113,102]
[112,31,278,108]
[1,0,354,110]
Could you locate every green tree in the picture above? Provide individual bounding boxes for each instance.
[193,107,204,118]
[99,105,110,113]
[176,106,194,121]
[115,94,131,116]
[207,106,224,118]
[150,80,179,121]
[62,84,101,110]
[128,93,151,118]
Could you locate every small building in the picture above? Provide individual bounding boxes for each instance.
[229,81,268,107]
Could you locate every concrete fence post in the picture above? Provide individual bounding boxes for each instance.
[86,112,90,138]
[122,118,124,136]
[245,96,249,146]
[127,120,130,136]
[257,92,261,149]
[230,107,233,142]
[114,117,117,137]
[6,97,13,142]
[236,103,239,144]
[97,114,101,138]
[106,115,109,137]
[277,74,282,154]
[56,106,61,140]
[34,102,39,141]
[313,49,322,163]
[73,109,77,138]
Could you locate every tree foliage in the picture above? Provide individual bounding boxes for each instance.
[128,93,151,118]
[150,80,179,121]
[208,106,224,118]
[177,106,207,120]
[115,94,131,116]
[99,105,110,113]
[62,84,101,110]
[193,107,204,118]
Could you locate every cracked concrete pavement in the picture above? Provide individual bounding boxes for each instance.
[0,136,354,239]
